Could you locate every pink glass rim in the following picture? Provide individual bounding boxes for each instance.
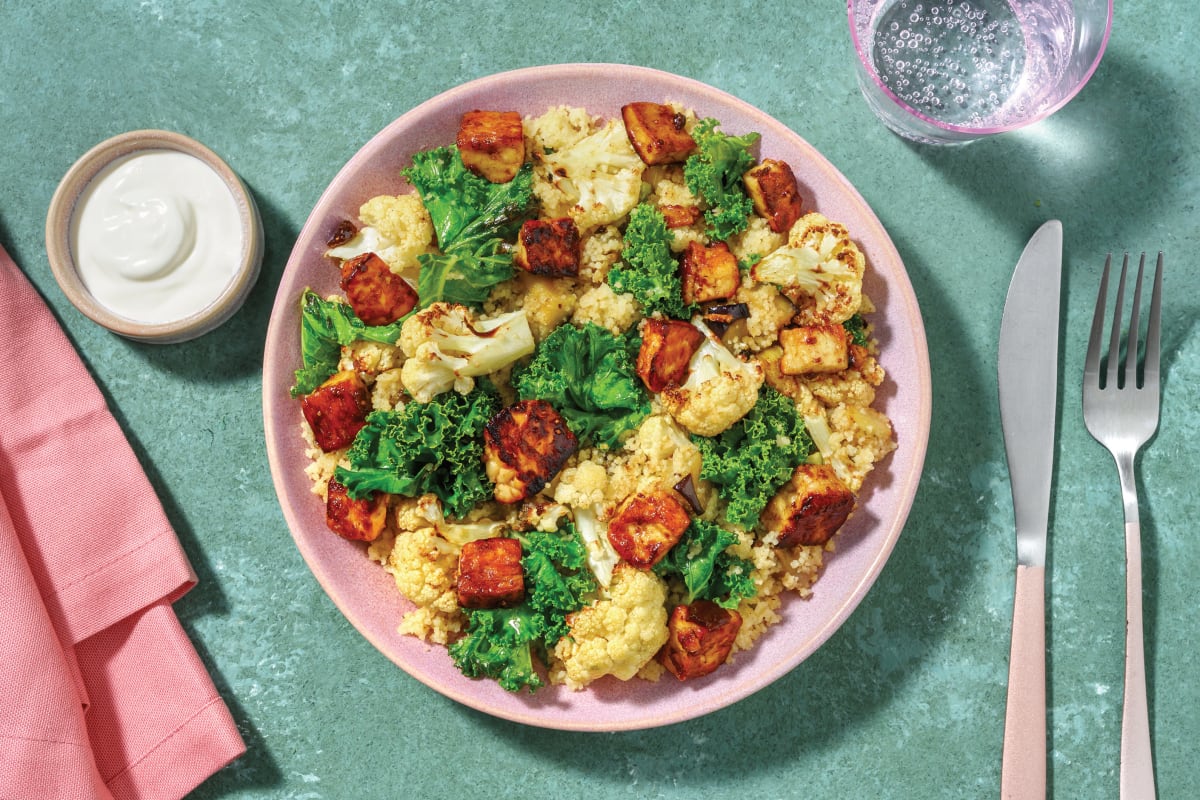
[847,0,1114,137]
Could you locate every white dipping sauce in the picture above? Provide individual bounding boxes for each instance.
[71,149,242,324]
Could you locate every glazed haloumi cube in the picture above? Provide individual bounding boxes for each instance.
[680,241,740,304]
[339,252,419,325]
[636,318,706,393]
[606,490,691,569]
[325,477,388,542]
[513,217,582,277]
[484,399,578,504]
[621,102,696,166]
[743,158,803,234]
[761,463,855,548]
[301,370,371,451]
[660,600,743,680]
[456,537,525,609]
[659,203,702,229]
[456,110,525,183]
[778,324,850,375]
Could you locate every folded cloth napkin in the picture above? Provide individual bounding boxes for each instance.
[0,241,245,800]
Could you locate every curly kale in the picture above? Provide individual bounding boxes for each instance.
[654,519,756,609]
[450,523,597,692]
[692,385,814,529]
[513,321,651,449]
[402,146,534,307]
[333,384,500,517]
[683,118,761,242]
[608,203,697,320]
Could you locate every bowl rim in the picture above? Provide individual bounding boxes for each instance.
[44,129,264,343]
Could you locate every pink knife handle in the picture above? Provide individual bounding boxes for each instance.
[1001,564,1047,799]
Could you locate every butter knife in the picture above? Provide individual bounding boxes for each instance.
[998,220,1063,799]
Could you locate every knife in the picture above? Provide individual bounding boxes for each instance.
[998,220,1063,800]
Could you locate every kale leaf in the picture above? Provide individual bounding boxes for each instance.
[333,384,499,517]
[608,203,697,321]
[291,289,408,397]
[402,146,534,307]
[683,118,760,242]
[692,385,814,529]
[513,321,651,449]
[654,518,756,609]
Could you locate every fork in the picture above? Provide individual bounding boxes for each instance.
[1083,252,1164,799]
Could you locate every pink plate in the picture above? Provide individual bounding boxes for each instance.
[263,64,931,731]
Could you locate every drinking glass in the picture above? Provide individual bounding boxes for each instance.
[848,0,1112,144]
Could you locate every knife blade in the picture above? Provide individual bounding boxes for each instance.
[998,219,1062,800]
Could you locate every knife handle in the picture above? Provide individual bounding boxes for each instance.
[1000,564,1047,799]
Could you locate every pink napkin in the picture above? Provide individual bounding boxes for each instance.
[0,242,245,800]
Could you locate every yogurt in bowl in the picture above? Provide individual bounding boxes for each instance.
[46,130,263,343]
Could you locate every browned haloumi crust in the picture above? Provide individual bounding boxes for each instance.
[743,158,803,234]
[660,600,743,680]
[301,370,371,452]
[457,110,525,183]
[606,490,691,569]
[484,399,578,504]
[621,102,696,165]
[761,463,855,548]
[456,537,525,609]
[680,241,740,304]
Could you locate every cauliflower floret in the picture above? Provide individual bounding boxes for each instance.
[661,319,764,437]
[571,283,639,335]
[552,456,610,509]
[728,215,787,263]
[327,194,434,276]
[535,119,646,233]
[399,303,536,403]
[750,212,865,325]
[572,504,621,588]
[387,528,459,612]
[340,340,404,376]
[552,564,670,688]
[524,105,598,153]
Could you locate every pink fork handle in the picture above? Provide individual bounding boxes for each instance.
[1001,564,1046,799]
[1121,519,1156,799]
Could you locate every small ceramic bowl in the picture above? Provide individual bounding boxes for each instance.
[46,130,263,344]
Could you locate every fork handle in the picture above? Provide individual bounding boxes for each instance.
[1121,517,1156,799]
[1001,564,1046,799]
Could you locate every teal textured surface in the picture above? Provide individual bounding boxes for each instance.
[1,2,1196,797]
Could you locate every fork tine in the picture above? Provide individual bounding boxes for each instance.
[1084,254,1112,382]
[1105,254,1129,389]
[1126,254,1145,388]
[1143,252,1164,391]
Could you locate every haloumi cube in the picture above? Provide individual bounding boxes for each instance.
[680,241,740,304]
[743,158,803,234]
[456,110,525,183]
[778,324,850,375]
[621,102,696,166]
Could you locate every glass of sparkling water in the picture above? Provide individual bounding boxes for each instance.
[848,0,1112,144]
